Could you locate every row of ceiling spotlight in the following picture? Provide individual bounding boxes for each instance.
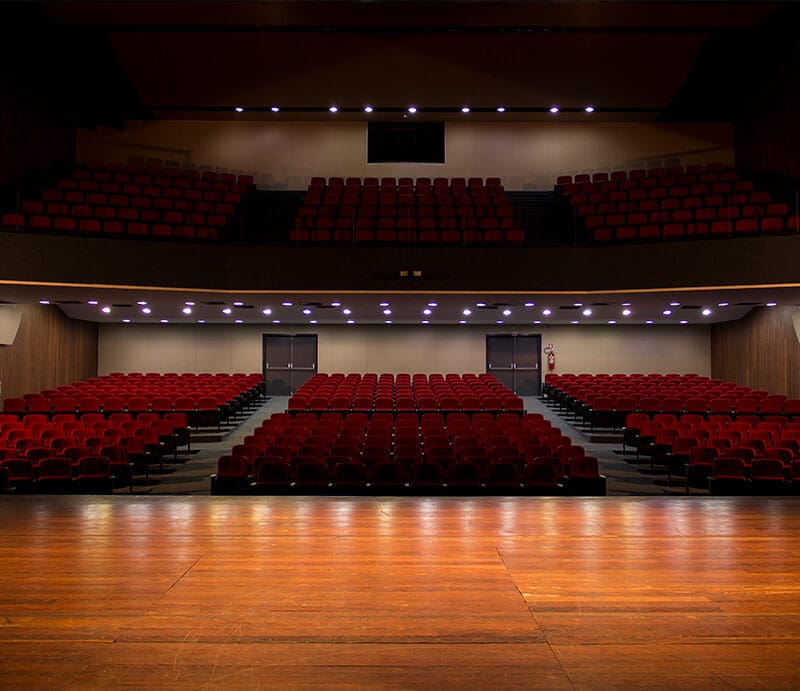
[233,105,597,114]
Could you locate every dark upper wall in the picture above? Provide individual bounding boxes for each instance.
[0,304,98,401]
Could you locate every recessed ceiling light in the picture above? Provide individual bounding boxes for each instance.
[329,105,338,113]
[542,308,552,316]
[646,320,654,324]
[347,319,355,324]
[549,106,560,114]
[270,106,280,113]
[584,105,595,113]
[766,301,777,307]
[364,105,374,113]
[222,307,232,314]
[198,320,205,324]
[383,309,392,315]
[459,320,466,324]
[574,302,583,307]
[621,302,631,307]
[502,309,512,316]
[570,320,579,324]
[524,302,535,307]
[310,320,318,324]
[718,301,729,307]
[262,308,272,315]
[421,319,430,324]
[407,106,417,114]
[342,308,352,315]
[379,302,389,307]
[701,308,713,317]
[141,307,151,314]
[608,320,616,324]
[182,307,192,315]
[160,319,168,323]
[462,309,472,316]
[496,106,506,113]
[496,320,503,324]
[330,301,341,307]
[670,301,681,307]
[582,308,592,316]
[137,301,147,306]
[385,320,392,324]
[100,306,111,314]
[185,301,195,306]
[122,319,131,323]
[233,301,244,307]
[476,302,486,308]
[38,299,50,305]
[234,106,244,113]
[427,302,438,307]
[663,310,672,316]
[272,319,280,324]
[680,320,688,325]
[282,302,293,307]
[87,299,98,305]
[461,106,470,113]
[234,319,243,324]
[622,308,632,317]
[533,320,541,324]
[302,308,312,315]
[423,308,432,315]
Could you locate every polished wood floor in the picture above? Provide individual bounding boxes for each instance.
[1,496,800,689]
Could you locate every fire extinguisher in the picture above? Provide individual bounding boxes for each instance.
[544,344,555,371]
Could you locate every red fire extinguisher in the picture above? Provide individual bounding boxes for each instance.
[544,344,555,371]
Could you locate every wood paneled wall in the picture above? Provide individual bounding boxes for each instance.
[0,305,98,402]
[711,306,800,398]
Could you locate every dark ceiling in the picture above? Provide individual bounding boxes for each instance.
[13,1,782,125]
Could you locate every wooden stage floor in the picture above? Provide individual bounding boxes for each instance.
[1,495,800,689]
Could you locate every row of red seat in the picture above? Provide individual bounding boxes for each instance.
[80,160,255,187]
[309,176,504,194]
[1,214,222,240]
[211,409,605,495]
[0,455,120,494]
[290,222,524,244]
[555,162,733,187]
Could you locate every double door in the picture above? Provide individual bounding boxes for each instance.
[486,334,541,396]
[262,334,318,395]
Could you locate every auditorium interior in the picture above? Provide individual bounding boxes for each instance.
[1,1,800,687]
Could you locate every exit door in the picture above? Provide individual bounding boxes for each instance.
[262,334,318,395]
[486,334,541,396]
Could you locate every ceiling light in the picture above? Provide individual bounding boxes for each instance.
[670,301,681,307]
[549,106,560,114]
[302,308,312,315]
[233,301,244,307]
[262,308,272,315]
[533,320,541,324]
[282,302,293,307]
[182,307,192,315]
[621,302,631,307]
[766,301,777,307]
[645,320,654,324]
[141,307,151,314]
[662,310,672,316]
[701,308,713,317]
[185,301,195,306]
[198,320,205,324]
[160,319,168,323]
[608,320,616,324]
[461,106,470,113]
[329,105,338,113]
[584,105,595,113]
[407,106,417,114]
[38,299,50,305]
[379,302,389,307]
[234,319,243,324]
[476,302,486,308]
[542,308,552,316]
[524,302,535,307]
[496,106,506,113]
[87,299,98,305]
[272,319,280,324]
[718,301,728,307]
[680,320,688,325]
[383,309,392,315]
[270,106,280,113]
[364,105,374,113]
[310,320,318,324]
[137,300,147,306]
[570,320,579,324]
[622,308,632,317]
[462,309,472,316]
[427,302,438,307]
[330,301,341,307]
[122,319,131,323]
[422,320,430,324]
[100,306,111,314]
[234,106,244,113]
[385,320,392,325]
[222,307,232,314]
[347,319,355,324]
[496,320,503,324]
[582,308,592,317]
[574,302,583,307]
[342,308,352,315]
[423,308,432,315]
[502,309,512,316]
